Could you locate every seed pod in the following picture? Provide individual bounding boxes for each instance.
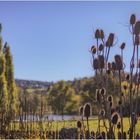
[91,45,96,54]
[120,42,125,49]
[107,33,115,47]
[107,95,113,102]
[84,103,91,118]
[101,131,106,139]
[130,14,136,25]
[100,88,106,96]
[134,21,140,35]
[93,58,99,70]
[118,100,122,105]
[79,106,83,116]
[115,55,123,70]
[100,29,104,39]
[111,112,120,125]
[126,74,130,81]
[112,62,116,70]
[98,55,105,69]
[139,59,140,68]
[99,109,105,116]
[99,44,104,51]
[117,122,121,129]
[95,29,101,39]
[77,120,82,128]
[96,89,101,103]
[106,41,110,47]
[135,35,140,45]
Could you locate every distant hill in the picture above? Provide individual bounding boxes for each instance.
[15,79,52,89]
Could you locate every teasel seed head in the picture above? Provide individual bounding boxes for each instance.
[107,95,113,102]
[117,122,121,129]
[99,109,105,117]
[112,62,116,71]
[99,44,104,51]
[130,14,136,25]
[100,88,106,96]
[100,29,104,39]
[98,55,105,69]
[96,89,101,103]
[107,33,115,47]
[114,55,123,70]
[84,103,91,118]
[79,106,83,116]
[120,42,125,50]
[93,58,99,70]
[91,45,96,54]
[95,29,101,39]
[135,35,140,45]
[111,112,120,125]
[77,120,82,129]
[126,74,130,81]
[134,21,140,35]
[118,100,122,105]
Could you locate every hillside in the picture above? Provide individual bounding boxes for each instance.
[15,79,52,89]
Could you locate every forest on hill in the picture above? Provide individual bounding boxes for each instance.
[18,73,140,116]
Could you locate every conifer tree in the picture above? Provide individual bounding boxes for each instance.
[0,24,9,130]
[3,42,17,120]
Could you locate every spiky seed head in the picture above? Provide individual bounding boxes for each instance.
[117,122,121,129]
[98,55,105,69]
[93,58,99,70]
[112,62,116,70]
[99,109,105,116]
[118,100,122,105]
[95,29,100,39]
[107,33,115,47]
[99,44,104,51]
[84,103,91,118]
[100,88,106,96]
[134,21,140,36]
[79,106,83,116]
[134,21,140,35]
[100,29,104,39]
[126,74,130,81]
[139,60,140,68]
[115,55,123,70]
[135,35,140,45]
[120,42,125,49]
[91,45,96,54]
[130,14,136,25]
[107,95,113,102]
[77,120,82,128]
[96,89,101,103]
[111,112,120,125]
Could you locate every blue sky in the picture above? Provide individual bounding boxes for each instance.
[0,1,139,82]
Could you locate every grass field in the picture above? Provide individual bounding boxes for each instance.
[12,117,140,135]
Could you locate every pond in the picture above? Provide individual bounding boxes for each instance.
[17,115,96,121]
